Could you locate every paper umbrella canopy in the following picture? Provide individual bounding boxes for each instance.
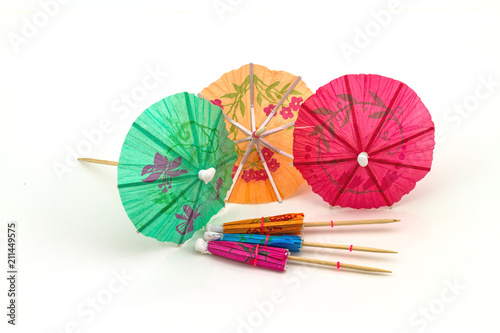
[117,92,237,244]
[200,63,313,204]
[293,74,435,208]
[204,232,397,254]
[197,240,288,272]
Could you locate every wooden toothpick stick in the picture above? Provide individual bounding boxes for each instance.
[301,241,397,254]
[303,219,400,228]
[287,255,391,273]
[78,158,118,166]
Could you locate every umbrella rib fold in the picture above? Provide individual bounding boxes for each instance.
[137,178,199,233]
[261,121,295,136]
[302,104,359,155]
[331,164,360,206]
[184,94,202,165]
[258,138,294,160]
[225,140,255,200]
[368,127,435,156]
[364,82,404,152]
[131,123,198,171]
[223,113,252,136]
[205,109,223,165]
[118,174,199,189]
[250,63,256,132]
[365,165,391,206]
[233,136,252,144]
[334,135,359,155]
[233,122,296,144]
[369,158,431,171]
[293,157,356,167]
[343,76,363,150]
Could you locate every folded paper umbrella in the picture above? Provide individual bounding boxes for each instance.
[206,232,303,252]
[293,74,435,209]
[195,239,391,273]
[204,232,397,254]
[206,212,399,235]
[79,92,237,244]
[200,63,313,203]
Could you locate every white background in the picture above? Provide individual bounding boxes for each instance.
[1,1,499,332]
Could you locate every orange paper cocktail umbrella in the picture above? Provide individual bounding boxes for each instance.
[206,213,400,235]
[215,213,305,235]
[200,63,313,203]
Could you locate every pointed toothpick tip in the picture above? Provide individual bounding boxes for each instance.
[380,219,401,223]
[365,248,398,254]
[346,265,392,274]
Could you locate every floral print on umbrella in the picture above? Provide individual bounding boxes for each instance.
[210,99,224,110]
[238,147,280,183]
[209,74,304,144]
[214,177,224,200]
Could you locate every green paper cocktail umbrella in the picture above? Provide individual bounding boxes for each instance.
[118,92,237,244]
[81,92,237,245]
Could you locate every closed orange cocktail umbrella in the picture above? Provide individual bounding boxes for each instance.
[206,213,399,235]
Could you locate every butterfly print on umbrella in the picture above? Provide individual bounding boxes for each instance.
[175,204,201,235]
[141,153,188,193]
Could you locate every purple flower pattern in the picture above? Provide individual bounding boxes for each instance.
[141,153,188,193]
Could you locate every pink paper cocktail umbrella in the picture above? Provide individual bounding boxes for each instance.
[195,239,391,273]
[293,74,435,209]
[200,239,288,271]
